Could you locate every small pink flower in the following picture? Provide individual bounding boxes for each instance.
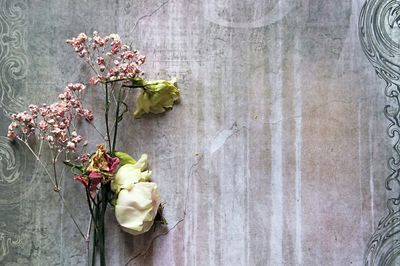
[78,154,90,164]
[111,47,119,55]
[58,131,68,143]
[94,36,105,46]
[108,68,119,77]
[7,130,16,141]
[78,49,88,57]
[51,128,62,134]
[89,76,100,85]
[58,122,67,129]
[66,141,76,151]
[68,83,85,92]
[137,55,146,65]
[29,104,39,114]
[96,57,105,65]
[39,107,49,116]
[122,51,135,60]
[119,63,128,72]
[37,121,48,130]
[72,135,83,143]
[83,109,93,121]
[8,122,17,130]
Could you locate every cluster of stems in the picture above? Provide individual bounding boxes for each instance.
[88,80,140,266]
[21,80,140,266]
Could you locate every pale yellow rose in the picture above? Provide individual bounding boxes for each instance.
[133,79,180,118]
[111,154,151,193]
[115,182,161,235]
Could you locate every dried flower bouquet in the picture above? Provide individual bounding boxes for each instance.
[6,32,179,266]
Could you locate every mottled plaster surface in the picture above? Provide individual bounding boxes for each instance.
[0,0,390,265]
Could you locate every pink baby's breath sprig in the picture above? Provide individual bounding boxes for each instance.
[66,31,146,85]
[7,83,93,153]
[6,83,97,240]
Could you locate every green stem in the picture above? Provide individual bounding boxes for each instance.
[121,85,144,89]
[99,184,108,266]
[85,189,97,230]
[52,156,60,191]
[111,88,123,154]
[93,81,126,266]
[104,83,112,150]
[103,77,134,84]
[91,199,98,266]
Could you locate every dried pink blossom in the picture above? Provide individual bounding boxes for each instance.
[78,154,90,164]
[72,135,83,143]
[67,141,76,151]
[66,32,146,84]
[7,83,93,154]
[7,130,16,141]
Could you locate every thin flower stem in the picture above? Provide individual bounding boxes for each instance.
[86,215,92,266]
[121,85,143,89]
[92,193,101,266]
[88,190,98,207]
[111,88,123,154]
[104,83,112,150]
[58,165,66,187]
[19,138,56,188]
[111,85,118,105]
[86,212,93,240]
[53,156,60,191]
[38,139,43,157]
[52,158,86,240]
[56,191,86,240]
[91,216,97,266]
[99,185,107,266]
[87,121,106,139]
[123,90,130,103]
[102,78,129,84]
[85,189,98,230]
[17,138,86,240]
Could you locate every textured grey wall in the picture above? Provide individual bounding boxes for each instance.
[0,0,390,265]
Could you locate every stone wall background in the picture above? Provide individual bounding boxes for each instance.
[0,0,391,265]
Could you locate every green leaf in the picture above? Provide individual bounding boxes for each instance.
[63,160,84,172]
[114,151,136,165]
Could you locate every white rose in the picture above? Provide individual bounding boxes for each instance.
[111,154,151,193]
[115,182,161,235]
